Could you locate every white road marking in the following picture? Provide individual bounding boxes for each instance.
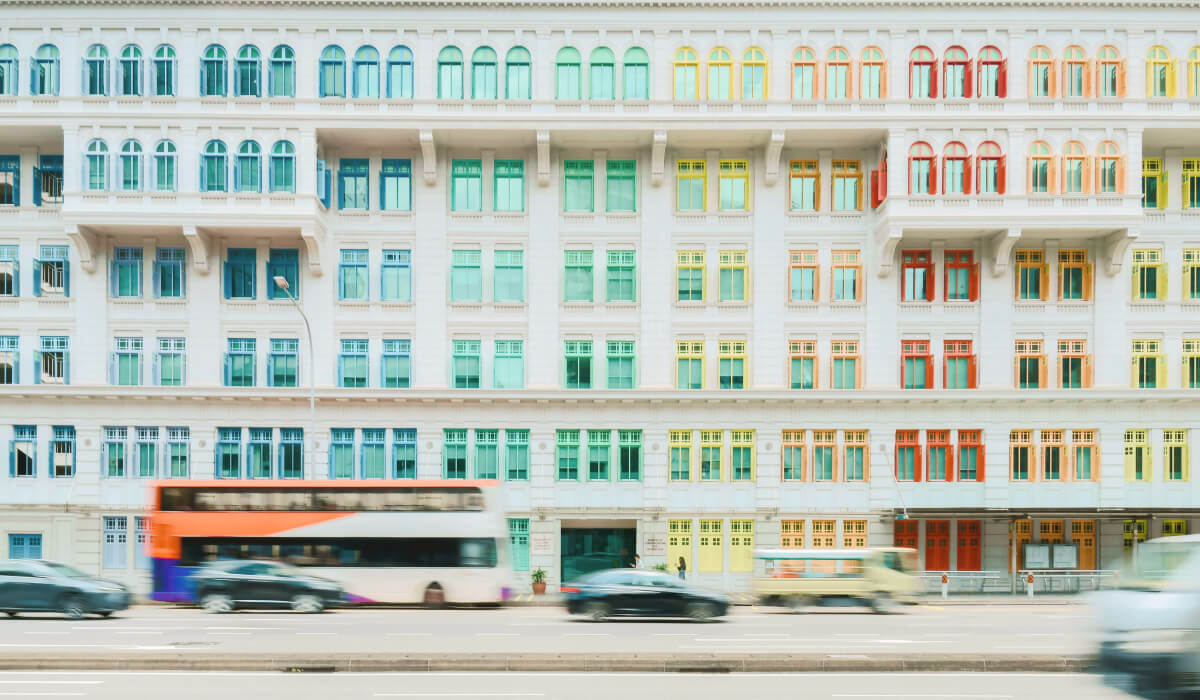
[0,694,86,697]
[386,632,433,636]
[652,633,697,637]
[295,632,336,636]
[0,682,102,685]
[562,633,608,637]
[833,695,1013,698]
[474,632,519,637]
[374,695,545,698]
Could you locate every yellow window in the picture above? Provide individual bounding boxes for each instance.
[673,47,699,100]
[1163,519,1190,537]
[842,519,867,548]
[789,160,819,211]
[781,430,806,480]
[1072,429,1097,481]
[1014,339,1046,389]
[698,519,723,572]
[1124,519,1148,548]
[718,250,749,302]
[717,160,749,211]
[1010,429,1034,481]
[831,249,862,302]
[1132,249,1166,301]
[1184,248,1200,298]
[668,519,693,573]
[731,429,755,481]
[780,519,804,548]
[730,520,754,572]
[1125,429,1151,482]
[1015,249,1048,301]
[1041,430,1065,481]
[741,47,768,100]
[676,339,704,390]
[1184,338,1200,389]
[699,430,722,481]
[1039,519,1064,544]
[812,430,837,481]
[1143,158,1168,209]
[812,519,835,548]
[1132,338,1165,388]
[1058,249,1092,301]
[1190,47,1200,98]
[707,47,733,100]
[676,160,706,211]
[718,339,747,390]
[1009,519,1032,571]
[1146,46,1176,98]
[676,249,705,303]
[669,429,693,481]
[832,159,863,211]
[1165,429,1190,481]
[843,430,869,481]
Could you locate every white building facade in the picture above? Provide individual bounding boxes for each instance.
[2,0,1200,593]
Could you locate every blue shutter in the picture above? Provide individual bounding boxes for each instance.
[378,169,385,210]
[11,167,17,206]
[266,353,275,386]
[222,259,232,298]
[178,259,184,297]
[32,259,40,297]
[151,258,160,297]
[63,262,70,297]
[108,352,116,384]
[265,257,275,300]
[32,166,40,205]
[7,445,13,477]
[109,255,119,297]
[152,351,160,385]
[337,354,345,387]
[222,352,231,385]
[336,169,345,209]
[63,350,69,384]
[233,154,240,193]
[33,352,40,384]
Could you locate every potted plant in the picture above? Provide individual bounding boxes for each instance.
[531,568,547,595]
[652,563,669,573]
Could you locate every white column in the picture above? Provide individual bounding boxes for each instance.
[886,128,906,197]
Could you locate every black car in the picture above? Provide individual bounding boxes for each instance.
[189,560,344,613]
[0,560,131,619]
[561,568,730,621]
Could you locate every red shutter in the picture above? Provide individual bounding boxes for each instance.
[907,157,914,194]
[930,60,939,97]
[870,170,879,208]
[964,156,974,194]
[907,60,913,98]
[977,443,986,481]
[969,262,980,301]
[965,59,975,97]
[914,443,924,482]
[881,157,888,194]
[929,157,939,194]
[925,262,935,301]
[967,354,978,388]
[923,355,933,389]
[998,58,1008,98]
[998,155,1007,194]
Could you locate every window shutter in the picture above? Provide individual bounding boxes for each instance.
[1085,59,1095,97]
[222,259,232,299]
[1157,355,1167,387]
[1117,60,1127,97]
[223,352,231,386]
[64,351,69,384]
[969,262,980,301]
[32,259,41,297]
[1049,156,1060,194]
[7,444,13,477]
[151,259,160,298]
[336,170,345,209]
[1115,156,1126,195]
[232,154,240,193]
[109,256,118,297]
[907,59,912,98]
[1157,171,1168,209]
[929,59,939,98]
[914,442,923,482]
[964,59,974,97]
[1083,354,1093,388]
[923,356,933,389]
[1025,155,1033,194]
[964,155,974,194]
[1049,59,1059,96]
[1160,266,1169,300]
[929,156,939,194]
[33,353,40,384]
[998,58,1008,98]
[32,166,41,206]
[1038,356,1047,388]
[1083,155,1094,194]
[870,170,880,208]
[108,352,116,384]
[998,155,1007,194]
[880,60,888,98]
[967,355,978,389]
[1083,262,1093,300]
[906,157,913,194]
[925,263,935,301]
[1168,59,1178,98]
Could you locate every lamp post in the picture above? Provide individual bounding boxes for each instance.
[273,276,315,473]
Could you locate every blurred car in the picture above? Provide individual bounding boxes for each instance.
[1094,535,1200,700]
[560,568,730,621]
[0,560,131,619]
[189,560,344,613]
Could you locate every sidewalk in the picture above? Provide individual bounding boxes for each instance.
[506,592,1087,606]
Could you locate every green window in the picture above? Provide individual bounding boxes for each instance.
[494,250,524,302]
[156,337,185,386]
[564,250,594,301]
[266,249,297,300]
[437,46,463,99]
[360,429,386,479]
[338,249,368,301]
[606,159,636,212]
[783,444,803,480]
[452,339,481,388]
[505,429,529,480]
[946,357,970,389]
[279,428,303,479]
[167,427,189,478]
[732,444,753,481]
[451,159,482,211]
[380,159,412,210]
[555,47,581,99]
[111,337,142,386]
[791,357,814,389]
[606,340,635,389]
[267,338,298,388]
[493,159,524,212]
[845,444,865,481]
[564,160,594,212]
[392,429,416,479]
[224,248,255,299]
[832,357,856,390]
[622,47,649,99]
[587,429,610,480]
[337,158,368,209]
[450,250,482,302]
[382,339,410,388]
[556,429,580,480]
[791,266,815,301]
[701,442,720,480]
[605,250,635,302]
[443,429,467,479]
[1018,357,1041,389]
[215,427,240,479]
[111,246,142,298]
[589,47,615,100]
[381,250,411,302]
[248,428,272,479]
[103,427,127,478]
[225,338,256,387]
[509,518,530,571]
[329,429,354,479]
[338,338,368,388]
[154,247,184,298]
[618,430,641,480]
[671,444,691,480]
[493,340,524,389]
[564,340,592,388]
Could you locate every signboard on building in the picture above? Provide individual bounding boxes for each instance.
[643,534,666,556]
[1051,544,1079,569]
[531,533,554,556]
[1023,543,1051,569]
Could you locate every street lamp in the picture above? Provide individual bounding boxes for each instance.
[274,276,315,468]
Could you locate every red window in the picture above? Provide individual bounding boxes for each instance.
[943,46,971,98]
[956,520,982,571]
[943,340,977,389]
[908,142,936,194]
[942,142,971,195]
[957,429,985,481]
[978,46,1007,98]
[901,340,932,389]
[894,519,918,549]
[943,250,979,301]
[908,46,938,98]
[925,520,950,571]
[895,429,922,481]
[926,430,952,481]
[977,141,1006,194]
[902,250,934,301]
[870,156,888,208]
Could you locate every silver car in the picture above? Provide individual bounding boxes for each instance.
[0,560,132,619]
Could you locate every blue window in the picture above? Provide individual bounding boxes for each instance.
[319,45,346,97]
[34,154,64,204]
[338,249,368,300]
[267,248,298,299]
[509,518,530,571]
[505,47,531,99]
[200,44,227,96]
[118,44,142,96]
[361,429,386,478]
[135,426,158,478]
[471,46,497,99]
[224,248,256,299]
[201,140,227,192]
[354,46,379,98]
[110,336,143,386]
[0,45,14,96]
[235,45,261,97]
[278,428,303,478]
[224,338,256,387]
[270,141,295,192]
[118,140,141,191]
[0,245,16,296]
[0,155,19,206]
[329,428,354,478]
[35,245,69,297]
[10,425,36,477]
[339,338,368,388]
[269,45,295,97]
[8,534,41,560]
[32,44,60,96]
[338,158,368,209]
[382,338,411,388]
[506,429,529,480]
[153,141,176,192]
[0,336,16,384]
[235,140,261,192]
[154,247,185,298]
[86,139,108,190]
[392,429,416,479]
[216,427,242,478]
[380,159,411,210]
[50,426,75,478]
[155,337,186,386]
[443,429,467,479]
[381,249,411,302]
[36,336,68,384]
[84,44,109,96]
[102,517,127,568]
[387,46,413,98]
[111,246,142,297]
[248,428,272,478]
[475,429,499,478]
[153,44,175,96]
[166,427,189,478]
[437,46,464,98]
[317,159,331,207]
[268,338,298,387]
[103,426,127,477]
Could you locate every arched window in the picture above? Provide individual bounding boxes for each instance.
[942,142,969,194]
[860,46,886,99]
[387,46,413,99]
[119,140,142,191]
[792,47,817,99]
[152,45,176,96]
[1190,47,1200,98]
[826,47,852,99]
[1147,46,1174,98]
[200,140,228,192]
[673,47,699,100]
[470,46,496,99]
[1097,141,1123,194]
[943,46,968,98]
[978,46,1005,98]
[742,47,767,100]
[589,47,615,100]
[437,46,463,99]
[235,140,261,193]
[1028,46,1053,97]
[354,46,380,98]
[269,45,295,97]
[270,140,295,193]
[0,45,16,96]
[1098,46,1125,98]
[200,44,227,97]
[235,45,261,97]
[1027,141,1053,193]
[85,139,108,191]
[909,46,936,98]
[707,47,732,100]
[1063,141,1088,194]
[505,46,531,99]
[977,141,1005,194]
[153,140,176,192]
[555,46,581,99]
[32,44,60,96]
[1063,46,1088,98]
[85,44,109,96]
[118,45,142,96]
[319,45,346,98]
[623,47,649,100]
[908,142,936,194]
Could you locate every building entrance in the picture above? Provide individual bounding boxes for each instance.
[560,523,636,582]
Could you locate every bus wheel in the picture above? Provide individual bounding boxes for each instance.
[787,596,811,613]
[422,584,445,609]
[870,593,897,614]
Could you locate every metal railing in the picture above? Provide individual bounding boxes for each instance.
[1017,569,1119,594]
[918,571,1010,594]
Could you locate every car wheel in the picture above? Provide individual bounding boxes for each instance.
[422,584,445,609]
[787,596,812,614]
[200,592,234,614]
[59,595,86,620]
[290,593,325,614]
[583,601,610,622]
[871,593,898,614]
[4,612,17,618]
[686,602,716,622]
[97,611,114,618]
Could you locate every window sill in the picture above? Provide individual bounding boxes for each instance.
[716,301,751,309]
[337,300,371,309]
[336,207,370,217]
[605,301,638,309]
[829,300,864,308]
[561,300,595,308]
[787,300,819,309]
[493,302,527,311]
[35,295,70,304]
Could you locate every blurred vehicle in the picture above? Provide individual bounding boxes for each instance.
[751,547,920,613]
[1094,535,1200,700]
[149,480,514,606]
[0,560,131,619]
[190,559,344,613]
[560,568,730,621]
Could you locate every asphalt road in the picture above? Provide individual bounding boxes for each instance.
[0,671,1136,699]
[0,603,1095,655]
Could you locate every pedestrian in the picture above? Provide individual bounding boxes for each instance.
[677,556,687,581]
[631,553,642,568]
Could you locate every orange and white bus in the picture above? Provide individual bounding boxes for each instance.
[147,480,513,605]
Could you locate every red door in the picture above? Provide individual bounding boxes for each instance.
[894,520,918,550]
[925,520,950,571]
[956,520,981,571]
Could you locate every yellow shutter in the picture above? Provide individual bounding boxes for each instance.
[668,519,693,575]
[698,519,723,572]
[1168,59,1179,98]
[1160,265,1169,300]
[1158,173,1169,209]
[730,520,754,573]
[1157,354,1167,388]
[1124,446,1137,481]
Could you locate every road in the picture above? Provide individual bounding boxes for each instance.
[0,603,1095,655]
[0,671,1135,699]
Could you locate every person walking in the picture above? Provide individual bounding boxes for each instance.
[631,553,642,568]
[677,556,687,581]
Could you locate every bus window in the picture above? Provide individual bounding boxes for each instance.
[883,551,905,572]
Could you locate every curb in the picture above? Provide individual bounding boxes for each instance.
[0,653,1092,673]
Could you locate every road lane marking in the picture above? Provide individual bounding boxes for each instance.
[295,632,336,636]
[562,633,608,637]
[0,694,86,697]
[833,695,1013,698]
[474,633,519,637]
[0,682,103,685]
[653,633,697,636]
[375,694,545,698]
[386,632,433,636]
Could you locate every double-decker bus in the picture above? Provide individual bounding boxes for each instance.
[147,480,513,605]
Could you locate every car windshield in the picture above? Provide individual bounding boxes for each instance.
[41,562,91,579]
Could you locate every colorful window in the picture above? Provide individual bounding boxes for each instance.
[563,160,594,212]
[564,340,592,389]
[1058,339,1090,389]
[1097,142,1122,194]
[587,429,610,481]
[505,429,529,481]
[450,159,482,211]
[927,430,950,481]
[318,45,346,97]
[718,340,746,390]
[860,47,885,99]
[698,520,723,572]
[1132,249,1165,300]
[909,46,936,98]
[1058,250,1092,300]
[782,430,805,481]
[832,250,862,302]
[812,430,836,481]
[730,520,754,572]
[622,47,649,100]
[1163,520,1189,537]
[942,142,969,194]
[1165,429,1190,482]
[606,160,636,212]
[1192,47,1200,98]
[668,519,692,571]
[380,247,412,302]
[944,250,977,301]
[901,340,932,389]
[812,520,836,548]
[555,47,581,100]
[447,249,482,300]
[908,142,935,194]
[1028,141,1052,194]
[831,340,860,389]
[1063,141,1088,194]
[789,160,819,210]
[717,160,748,211]
[670,430,692,481]
[338,338,368,388]
[957,520,982,571]
[1063,45,1088,97]
[826,47,851,99]
[718,250,748,302]
[618,430,642,480]
[1010,430,1033,481]
[791,47,816,99]
[1098,46,1125,98]
[1073,430,1096,481]
[493,159,524,212]
[1015,339,1045,389]
[902,250,933,301]
[382,339,410,388]
[1041,430,1065,481]
[789,340,816,390]
[978,141,1004,194]
[224,338,255,387]
[707,47,733,100]
[1125,429,1151,482]
[1185,162,1200,210]
[978,46,1005,98]
[1009,519,1032,571]
[740,47,767,100]
[676,250,705,302]
[1072,520,1096,569]
[676,160,706,211]
[676,340,704,390]
[493,340,524,389]
[1146,46,1176,98]
[958,430,983,481]
[564,249,594,302]
[895,430,920,481]
[1132,338,1165,388]
[452,339,481,388]
[789,250,817,302]
[1124,519,1148,549]
[699,430,722,481]
[673,47,699,100]
[1142,158,1166,209]
[943,46,968,98]
[1028,46,1054,97]
[494,249,524,303]
[944,340,976,389]
[1185,338,1200,388]
[508,519,530,572]
[440,429,466,479]
[556,429,580,480]
[215,427,241,479]
[844,431,867,481]
[832,159,862,210]
[1015,249,1046,300]
[781,520,804,548]
[606,340,635,389]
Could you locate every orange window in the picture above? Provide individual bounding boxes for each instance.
[1009,519,1032,571]
[1027,140,1054,194]
[1027,45,1055,98]
[977,46,1006,98]
[894,519,918,549]
[812,520,836,547]
[956,520,982,571]
[901,340,932,389]
[843,430,869,481]
[1010,429,1034,481]
[830,340,861,390]
[1072,429,1097,481]
[977,141,1006,194]
[1058,249,1093,301]
[781,430,806,481]
[1057,339,1091,389]
[895,429,922,481]
[789,249,818,302]
[1041,430,1065,481]
[831,249,862,302]
[791,47,817,100]
[957,429,985,481]
[824,47,852,99]
[1097,46,1125,98]
[1039,519,1064,544]
[788,340,817,390]
[942,142,970,194]
[1063,141,1090,194]
[860,46,887,99]
[870,156,888,208]
[925,520,950,571]
[1014,339,1046,389]
[902,250,934,301]
[909,46,937,98]
[944,340,977,390]
[926,430,952,481]
[944,250,979,301]
[1063,45,1090,97]
[943,46,970,98]
[1072,520,1096,569]
[812,430,838,481]
[908,142,936,194]
[1096,141,1124,194]
[780,519,804,548]
[843,519,868,548]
